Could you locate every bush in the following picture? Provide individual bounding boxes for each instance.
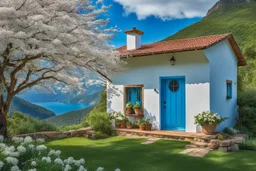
[237,89,256,135]
[85,112,114,139]
[7,112,57,136]
[58,124,85,131]
[223,127,235,135]
[239,138,256,151]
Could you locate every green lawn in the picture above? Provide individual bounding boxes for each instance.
[46,136,256,171]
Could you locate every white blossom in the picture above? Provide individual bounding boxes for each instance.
[12,137,24,144]
[36,145,47,151]
[0,161,4,169]
[42,157,51,163]
[54,158,64,166]
[10,165,21,171]
[64,164,72,171]
[31,161,37,167]
[0,135,4,143]
[97,167,104,171]
[78,165,87,171]
[28,169,37,171]
[48,149,61,157]
[24,136,33,144]
[28,144,35,150]
[36,138,45,143]
[0,143,6,150]
[5,157,19,165]
[17,146,26,153]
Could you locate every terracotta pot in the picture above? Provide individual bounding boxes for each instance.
[126,109,133,115]
[120,121,126,128]
[146,124,152,131]
[202,123,217,135]
[139,125,146,130]
[134,109,141,116]
[127,125,133,129]
[115,122,121,128]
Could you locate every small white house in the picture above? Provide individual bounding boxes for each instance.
[107,27,246,133]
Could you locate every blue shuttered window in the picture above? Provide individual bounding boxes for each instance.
[227,80,232,99]
[126,87,142,105]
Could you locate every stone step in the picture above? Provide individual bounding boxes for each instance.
[190,141,208,148]
[185,144,198,149]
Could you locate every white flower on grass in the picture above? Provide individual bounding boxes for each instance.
[54,158,64,166]
[79,158,85,165]
[0,135,4,143]
[42,157,51,163]
[24,136,33,143]
[65,157,74,164]
[0,161,4,169]
[96,167,104,171]
[36,145,47,151]
[77,165,87,171]
[12,137,24,144]
[31,161,37,167]
[28,144,35,150]
[10,165,20,171]
[36,138,45,143]
[0,143,6,150]
[48,150,61,157]
[6,157,19,165]
[115,169,121,171]
[64,164,72,171]
[17,146,26,153]
[28,169,37,171]
[6,146,15,152]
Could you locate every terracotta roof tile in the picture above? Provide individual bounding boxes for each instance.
[116,34,246,66]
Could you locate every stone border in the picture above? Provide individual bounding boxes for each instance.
[15,128,96,140]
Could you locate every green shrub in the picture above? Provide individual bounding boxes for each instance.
[58,124,85,131]
[125,102,133,109]
[7,112,57,136]
[133,102,141,109]
[237,89,256,135]
[85,112,114,139]
[239,138,256,151]
[223,127,235,135]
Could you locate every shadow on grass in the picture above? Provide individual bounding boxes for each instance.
[46,137,256,171]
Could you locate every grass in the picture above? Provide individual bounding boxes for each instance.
[46,136,256,171]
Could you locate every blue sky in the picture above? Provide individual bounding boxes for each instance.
[103,0,218,48]
[104,0,217,47]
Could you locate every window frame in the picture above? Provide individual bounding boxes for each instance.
[226,80,232,99]
[123,84,144,115]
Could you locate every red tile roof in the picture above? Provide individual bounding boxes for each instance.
[116,34,246,66]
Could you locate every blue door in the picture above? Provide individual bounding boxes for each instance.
[161,77,185,131]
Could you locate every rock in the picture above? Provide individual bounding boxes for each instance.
[231,144,239,152]
[227,146,231,151]
[208,140,219,149]
[218,147,228,152]
[219,140,231,147]
[232,137,244,144]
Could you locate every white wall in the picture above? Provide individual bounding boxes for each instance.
[204,39,238,131]
[127,34,141,50]
[107,51,210,132]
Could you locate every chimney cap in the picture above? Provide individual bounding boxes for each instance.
[125,27,144,35]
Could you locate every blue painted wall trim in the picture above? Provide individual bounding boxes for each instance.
[159,76,186,131]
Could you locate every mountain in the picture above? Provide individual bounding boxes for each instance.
[10,97,55,119]
[165,0,256,48]
[164,0,256,91]
[46,105,94,126]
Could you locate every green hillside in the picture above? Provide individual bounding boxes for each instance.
[46,106,94,126]
[165,2,256,48]
[165,1,256,91]
[10,97,55,119]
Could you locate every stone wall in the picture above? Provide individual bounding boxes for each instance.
[15,128,96,140]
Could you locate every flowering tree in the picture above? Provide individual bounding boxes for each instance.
[0,0,120,137]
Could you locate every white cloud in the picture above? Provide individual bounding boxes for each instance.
[114,0,218,20]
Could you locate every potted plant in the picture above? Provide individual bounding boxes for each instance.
[120,116,128,128]
[133,102,141,116]
[126,121,133,129]
[133,120,140,129]
[126,102,133,115]
[139,119,147,130]
[194,111,228,135]
[145,119,152,131]
[115,120,121,128]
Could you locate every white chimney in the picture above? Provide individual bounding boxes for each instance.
[125,27,144,50]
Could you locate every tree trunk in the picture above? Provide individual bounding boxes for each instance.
[0,110,7,138]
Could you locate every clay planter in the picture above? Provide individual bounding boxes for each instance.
[202,123,217,135]
[139,125,146,130]
[127,125,133,129]
[115,122,121,128]
[146,124,152,131]
[134,109,141,116]
[126,109,133,115]
[120,121,126,128]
